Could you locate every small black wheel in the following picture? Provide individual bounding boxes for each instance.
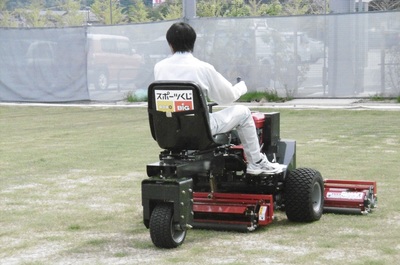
[149,203,186,248]
[284,168,324,222]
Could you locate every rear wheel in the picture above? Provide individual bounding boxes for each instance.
[149,203,186,248]
[285,168,324,222]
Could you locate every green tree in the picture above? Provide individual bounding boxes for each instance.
[197,0,283,18]
[0,11,18,27]
[197,0,227,17]
[224,0,250,17]
[57,0,86,26]
[307,0,329,14]
[0,0,17,27]
[127,0,150,22]
[248,0,283,16]
[283,0,308,15]
[370,0,400,11]
[248,0,267,16]
[91,0,125,25]
[148,5,164,21]
[159,0,182,20]
[281,0,326,15]
[0,0,6,10]
[14,0,49,27]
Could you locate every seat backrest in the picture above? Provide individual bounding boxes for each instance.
[148,81,218,151]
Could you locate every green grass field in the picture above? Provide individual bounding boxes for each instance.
[1,105,399,264]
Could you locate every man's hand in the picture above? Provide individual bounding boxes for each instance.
[234,80,247,96]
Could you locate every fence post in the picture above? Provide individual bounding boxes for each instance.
[183,0,196,22]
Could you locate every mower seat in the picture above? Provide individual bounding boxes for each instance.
[148,81,228,151]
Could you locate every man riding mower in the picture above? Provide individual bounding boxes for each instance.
[141,81,377,249]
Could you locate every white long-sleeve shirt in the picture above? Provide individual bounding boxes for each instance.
[154,52,247,105]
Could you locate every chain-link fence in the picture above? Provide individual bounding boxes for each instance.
[1,11,399,102]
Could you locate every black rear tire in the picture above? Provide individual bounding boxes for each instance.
[149,203,186,248]
[285,168,324,222]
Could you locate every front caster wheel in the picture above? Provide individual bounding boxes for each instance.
[149,203,186,248]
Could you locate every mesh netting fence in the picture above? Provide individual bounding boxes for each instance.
[0,11,399,102]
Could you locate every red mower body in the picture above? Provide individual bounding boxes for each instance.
[323,179,377,214]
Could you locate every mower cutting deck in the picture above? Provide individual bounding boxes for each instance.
[192,192,274,231]
[141,81,378,248]
[324,179,377,214]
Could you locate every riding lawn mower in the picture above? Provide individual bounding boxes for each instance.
[141,81,378,249]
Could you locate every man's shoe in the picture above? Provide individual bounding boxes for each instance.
[247,154,287,175]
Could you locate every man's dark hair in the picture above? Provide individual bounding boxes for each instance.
[166,22,197,53]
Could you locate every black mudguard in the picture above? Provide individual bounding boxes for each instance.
[142,177,193,229]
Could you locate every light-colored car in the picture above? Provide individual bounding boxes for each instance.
[87,34,143,90]
[26,41,57,67]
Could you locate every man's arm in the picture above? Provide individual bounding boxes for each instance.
[205,67,247,105]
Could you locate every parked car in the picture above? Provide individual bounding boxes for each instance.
[26,40,57,67]
[87,34,143,90]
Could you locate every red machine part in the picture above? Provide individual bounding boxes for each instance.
[323,179,377,214]
[252,112,265,129]
[192,192,274,231]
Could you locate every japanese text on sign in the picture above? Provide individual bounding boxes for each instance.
[155,90,194,112]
